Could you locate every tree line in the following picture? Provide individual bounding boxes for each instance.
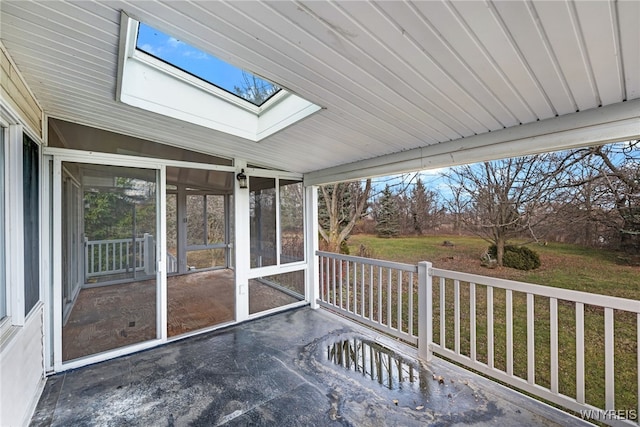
[318,141,639,266]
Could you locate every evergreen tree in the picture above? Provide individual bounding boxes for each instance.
[375,185,400,238]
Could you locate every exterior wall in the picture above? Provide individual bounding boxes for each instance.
[0,307,45,426]
[0,41,46,426]
[0,46,42,138]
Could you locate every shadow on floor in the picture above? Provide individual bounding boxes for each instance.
[33,307,589,426]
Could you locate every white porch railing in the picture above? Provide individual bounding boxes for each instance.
[85,234,158,280]
[85,236,147,278]
[317,251,419,345]
[317,251,640,426]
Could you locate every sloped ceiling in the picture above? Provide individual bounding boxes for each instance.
[1,1,639,183]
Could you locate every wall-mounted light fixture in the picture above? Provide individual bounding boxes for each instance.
[236,169,248,189]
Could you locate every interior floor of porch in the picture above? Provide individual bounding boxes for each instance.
[63,269,300,361]
[32,307,588,426]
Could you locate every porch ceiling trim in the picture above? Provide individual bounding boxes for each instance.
[304,99,640,186]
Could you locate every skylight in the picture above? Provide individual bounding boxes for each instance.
[117,13,321,142]
[136,23,280,107]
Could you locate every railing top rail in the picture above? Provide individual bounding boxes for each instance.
[432,267,640,313]
[316,250,417,273]
[86,237,146,244]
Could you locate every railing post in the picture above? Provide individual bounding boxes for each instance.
[418,261,432,362]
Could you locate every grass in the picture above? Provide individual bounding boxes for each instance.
[341,234,640,416]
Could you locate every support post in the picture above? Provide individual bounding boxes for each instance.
[418,261,432,362]
[305,185,319,309]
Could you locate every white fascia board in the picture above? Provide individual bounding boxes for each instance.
[305,99,640,185]
[256,94,322,140]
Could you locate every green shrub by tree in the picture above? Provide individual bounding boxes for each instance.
[488,245,541,270]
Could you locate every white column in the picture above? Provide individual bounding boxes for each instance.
[418,261,432,362]
[305,185,319,309]
[234,161,250,321]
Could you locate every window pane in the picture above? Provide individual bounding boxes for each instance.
[249,270,305,315]
[186,248,226,270]
[250,177,276,268]
[279,180,304,264]
[166,193,178,274]
[186,194,205,246]
[136,23,281,106]
[206,195,225,245]
[23,135,39,315]
[0,129,5,319]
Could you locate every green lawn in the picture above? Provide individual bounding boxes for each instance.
[343,234,639,415]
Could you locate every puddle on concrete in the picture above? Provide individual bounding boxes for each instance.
[326,337,422,391]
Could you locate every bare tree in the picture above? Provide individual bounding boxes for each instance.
[566,141,640,253]
[233,72,279,105]
[318,179,372,253]
[443,155,566,266]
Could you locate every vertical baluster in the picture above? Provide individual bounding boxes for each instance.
[470,282,476,361]
[319,256,324,302]
[576,302,585,404]
[604,307,615,411]
[487,285,494,369]
[397,271,403,332]
[90,243,95,274]
[387,268,392,328]
[550,298,559,394]
[440,277,446,349]
[98,243,102,273]
[353,262,358,315]
[361,263,365,317]
[527,293,535,384]
[111,242,115,272]
[408,271,414,337]
[332,258,336,306]
[454,279,460,354]
[346,261,350,312]
[369,264,374,321]
[339,258,343,309]
[506,289,513,376]
[377,266,382,324]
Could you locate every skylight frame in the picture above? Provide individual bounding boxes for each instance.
[116,13,322,142]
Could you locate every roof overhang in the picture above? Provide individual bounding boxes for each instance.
[1,1,638,184]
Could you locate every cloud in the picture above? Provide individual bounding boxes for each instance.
[167,37,184,48]
[183,50,209,60]
[139,43,158,56]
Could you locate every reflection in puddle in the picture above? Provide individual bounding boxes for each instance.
[327,338,420,390]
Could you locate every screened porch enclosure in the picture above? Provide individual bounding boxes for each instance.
[52,119,307,364]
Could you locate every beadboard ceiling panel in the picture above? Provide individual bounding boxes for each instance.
[1,0,638,182]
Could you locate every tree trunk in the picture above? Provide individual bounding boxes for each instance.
[496,238,505,267]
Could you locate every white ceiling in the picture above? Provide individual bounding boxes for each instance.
[1,1,639,183]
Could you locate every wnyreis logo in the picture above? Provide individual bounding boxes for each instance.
[580,409,638,421]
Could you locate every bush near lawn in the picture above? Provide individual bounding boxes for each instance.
[344,234,640,415]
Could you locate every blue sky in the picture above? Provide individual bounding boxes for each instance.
[136,23,276,104]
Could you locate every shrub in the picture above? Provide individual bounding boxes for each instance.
[488,244,541,270]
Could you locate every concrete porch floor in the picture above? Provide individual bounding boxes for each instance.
[30,307,589,426]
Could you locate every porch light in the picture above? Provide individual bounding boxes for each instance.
[236,169,248,189]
